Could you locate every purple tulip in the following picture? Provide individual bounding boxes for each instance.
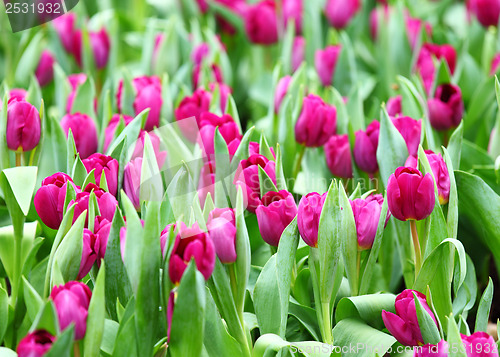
[168,223,216,284]
[324,134,353,179]
[244,0,279,45]
[6,100,41,152]
[130,130,167,169]
[66,73,95,114]
[191,43,211,66]
[198,161,215,207]
[50,281,92,340]
[17,330,55,357]
[295,94,337,147]
[233,154,277,213]
[78,228,98,280]
[123,158,142,210]
[174,89,212,142]
[382,289,438,346]
[70,183,118,226]
[274,76,292,114]
[35,50,55,87]
[405,15,433,50]
[8,89,27,102]
[199,113,242,159]
[166,290,175,342]
[82,153,119,197]
[461,332,499,357]
[416,44,457,94]
[354,120,380,174]
[72,28,111,69]
[94,216,112,264]
[292,36,306,72]
[53,13,77,53]
[283,0,303,34]
[386,95,402,117]
[159,224,175,259]
[207,208,237,263]
[297,192,326,247]
[391,116,422,157]
[103,114,134,153]
[350,195,384,250]
[315,45,341,87]
[61,112,98,159]
[387,167,435,221]
[324,0,361,29]
[468,0,500,28]
[490,53,500,75]
[428,84,464,131]
[256,190,298,247]
[414,340,449,357]
[34,173,76,230]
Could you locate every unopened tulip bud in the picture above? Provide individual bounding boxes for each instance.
[324,134,353,179]
[6,100,41,152]
[295,94,337,147]
[61,112,98,159]
[207,208,237,263]
[297,192,326,247]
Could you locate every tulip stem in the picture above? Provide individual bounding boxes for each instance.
[410,220,422,278]
[15,150,22,167]
[321,302,333,345]
[356,250,361,295]
[292,145,306,183]
[74,342,81,357]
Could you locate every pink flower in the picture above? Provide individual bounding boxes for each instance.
[35,50,55,87]
[325,0,361,29]
[315,45,341,87]
[207,208,237,263]
[324,134,353,179]
[244,0,279,45]
[60,112,98,159]
[297,192,326,247]
[354,120,380,174]
[295,94,337,147]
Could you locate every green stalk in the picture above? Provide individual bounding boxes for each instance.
[410,220,422,278]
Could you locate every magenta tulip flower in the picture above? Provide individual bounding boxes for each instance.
[35,50,55,87]
[94,216,112,264]
[350,195,384,250]
[391,116,422,157]
[61,112,98,159]
[468,0,500,28]
[130,130,167,168]
[72,28,111,69]
[297,192,326,247]
[387,95,403,117]
[491,53,500,75]
[50,281,92,340]
[198,161,215,207]
[414,340,449,357]
[8,89,27,103]
[82,153,119,197]
[428,84,464,131]
[53,13,76,53]
[244,0,279,45]
[70,183,118,226]
[292,36,306,72]
[283,0,303,34]
[103,114,134,153]
[354,120,380,174]
[123,158,142,210]
[295,94,337,147]
[199,113,242,159]
[192,63,224,89]
[325,0,360,29]
[274,76,291,114]
[256,190,298,247]
[6,100,41,152]
[325,134,353,179]
[78,228,98,280]
[17,330,55,357]
[416,44,457,94]
[174,89,212,142]
[405,16,432,49]
[382,289,438,346]
[461,332,499,356]
[315,45,341,87]
[207,208,237,263]
[168,223,216,284]
[387,167,435,221]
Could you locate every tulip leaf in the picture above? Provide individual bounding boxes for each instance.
[275,145,287,191]
[140,133,163,204]
[112,314,137,357]
[23,276,43,322]
[169,261,206,357]
[413,292,441,345]
[106,110,146,157]
[156,123,193,168]
[66,130,78,174]
[0,94,8,172]
[230,127,255,174]
[474,277,494,333]
[1,166,38,216]
[214,128,232,208]
[452,255,477,318]
[45,325,74,357]
[335,294,396,330]
[258,165,278,197]
[26,75,42,110]
[447,315,467,357]
[84,262,106,356]
[234,187,251,315]
[0,286,7,343]
[253,333,337,357]
[443,147,458,239]
[448,122,463,171]
[82,169,97,191]
[259,133,275,162]
[101,319,119,356]
[71,76,96,117]
[14,32,44,86]
[38,111,67,180]
[29,300,59,336]
[165,164,196,224]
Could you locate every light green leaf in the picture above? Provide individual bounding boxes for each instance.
[475,277,494,333]
[83,262,106,356]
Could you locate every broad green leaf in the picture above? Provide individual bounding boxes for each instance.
[45,325,74,357]
[29,301,59,336]
[475,277,494,333]
[83,263,106,356]
[1,166,38,215]
[23,277,43,322]
[334,294,396,330]
[234,187,251,315]
[448,122,463,171]
[253,333,338,357]
[414,292,441,344]
[447,315,467,357]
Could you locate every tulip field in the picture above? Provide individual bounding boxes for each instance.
[2,0,500,356]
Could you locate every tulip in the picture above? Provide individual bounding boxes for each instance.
[244,0,279,45]
[414,340,449,357]
[174,89,212,142]
[382,289,438,346]
[199,113,242,159]
[209,82,232,112]
[82,153,119,196]
[72,28,111,69]
[295,94,337,147]
[428,84,464,131]
[207,208,237,263]
[94,216,112,263]
[297,192,326,247]
[123,158,142,210]
[78,228,98,280]
[35,50,55,87]
[490,53,500,75]
[292,36,306,72]
[369,5,390,40]
[256,190,298,247]
[130,130,167,168]
[53,13,76,53]
[166,290,175,342]
[391,116,422,157]
[71,183,118,226]
[198,161,215,207]
[354,120,380,174]
[468,0,500,28]
[6,100,41,152]
[325,0,360,29]
[66,73,95,114]
[324,134,353,179]
[152,33,164,68]
[405,16,432,49]
[283,0,303,34]
[50,281,92,340]
[34,173,76,230]
[387,167,435,221]
[416,44,457,94]
[103,114,134,152]
[350,195,384,250]
[214,0,247,34]
[405,150,450,205]
[61,112,98,159]
[386,95,402,117]
[9,89,27,102]
[234,154,277,213]
[168,223,216,284]
[315,45,341,87]
[17,330,55,357]
[159,224,175,259]
[248,141,276,158]
[274,76,291,114]
[461,332,499,357]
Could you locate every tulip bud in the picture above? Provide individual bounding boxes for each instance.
[234,154,277,213]
[72,28,111,69]
[416,44,457,94]
[386,95,402,117]
[391,116,422,157]
[123,158,142,210]
[468,0,500,28]
[199,113,242,159]
[8,89,27,103]
[198,161,215,207]
[61,112,98,159]
[175,89,212,142]
[159,224,175,259]
[66,73,94,114]
[297,192,326,247]
[428,84,464,131]
[292,36,306,72]
[94,216,111,263]
[53,13,76,53]
[405,16,432,50]
[50,281,92,340]
[315,45,341,87]
[103,114,134,153]
[350,195,384,250]
[461,332,499,356]
[35,50,55,87]
[325,134,353,179]
[405,150,450,205]
[78,228,98,280]
[6,100,41,152]
[354,120,380,174]
[325,0,361,29]
[274,76,291,114]
[256,190,298,247]
[71,183,118,226]
[34,173,76,230]
[491,53,500,75]
[168,223,216,284]
[414,340,449,357]
[207,208,237,263]
[17,330,55,357]
[131,130,167,169]
[387,167,435,221]
[283,0,303,34]
[82,153,119,196]
[244,0,279,45]
[295,94,337,147]
[382,289,438,346]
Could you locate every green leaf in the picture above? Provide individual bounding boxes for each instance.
[334,294,396,330]
[0,286,7,343]
[1,166,38,216]
[443,148,458,239]
[448,122,463,171]
[30,300,59,336]
[414,292,441,344]
[101,319,119,356]
[83,262,106,356]
[475,277,494,333]
[45,325,74,357]
[253,333,337,357]
[140,133,163,203]
[258,165,278,197]
[71,77,96,117]
[15,32,44,86]
[23,277,43,323]
[447,315,467,357]
[106,110,146,157]
[214,128,232,208]
[234,187,251,316]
